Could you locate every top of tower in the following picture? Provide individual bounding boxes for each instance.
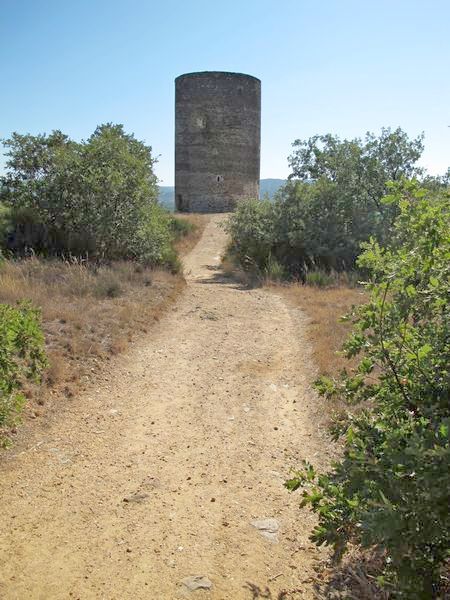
[175,71,260,83]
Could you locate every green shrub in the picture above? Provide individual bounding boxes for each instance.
[226,128,433,279]
[0,125,175,266]
[224,198,276,275]
[134,203,180,272]
[0,202,12,247]
[0,302,48,439]
[286,182,450,598]
[305,270,335,288]
[304,270,361,288]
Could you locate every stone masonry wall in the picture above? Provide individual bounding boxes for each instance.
[175,72,261,213]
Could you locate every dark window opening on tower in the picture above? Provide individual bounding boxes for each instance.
[216,175,224,183]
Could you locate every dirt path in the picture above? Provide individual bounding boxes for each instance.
[0,216,332,599]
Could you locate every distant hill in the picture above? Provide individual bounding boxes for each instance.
[158,186,176,210]
[158,178,285,210]
[259,178,285,199]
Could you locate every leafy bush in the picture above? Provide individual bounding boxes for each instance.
[0,125,176,266]
[224,198,276,274]
[286,182,450,598]
[226,128,431,278]
[133,203,180,272]
[0,302,48,438]
[0,202,12,246]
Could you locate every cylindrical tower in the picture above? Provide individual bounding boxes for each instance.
[175,71,261,212]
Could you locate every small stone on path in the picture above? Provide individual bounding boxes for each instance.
[251,518,280,542]
[180,575,212,591]
[123,493,149,503]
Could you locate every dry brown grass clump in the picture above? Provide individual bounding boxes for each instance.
[0,257,184,421]
[275,282,370,442]
[280,284,367,377]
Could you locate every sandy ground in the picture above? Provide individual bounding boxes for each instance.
[0,216,333,600]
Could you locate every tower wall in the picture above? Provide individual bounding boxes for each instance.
[175,71,261,212]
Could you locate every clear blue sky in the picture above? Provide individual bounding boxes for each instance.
[1,0,449,184]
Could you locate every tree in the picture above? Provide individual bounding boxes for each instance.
[226,128,440,279]
[284,127,425,263]
[0,124,174,264]
[288,127,424,193]
[286,182,450,598]
[75,123,159,258]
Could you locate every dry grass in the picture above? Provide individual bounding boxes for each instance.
[173,213,210,256]
[279,284,367,377]
[0,257,185,425]
[0,214,206,441]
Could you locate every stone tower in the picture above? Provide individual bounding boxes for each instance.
[175,71,261,212]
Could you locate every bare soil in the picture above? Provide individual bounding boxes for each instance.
[0,215,333,599]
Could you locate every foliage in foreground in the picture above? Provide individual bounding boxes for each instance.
[0,303,48,440]
[226,128,444,278]
[286,182,450,598]
[0,124,178,268]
